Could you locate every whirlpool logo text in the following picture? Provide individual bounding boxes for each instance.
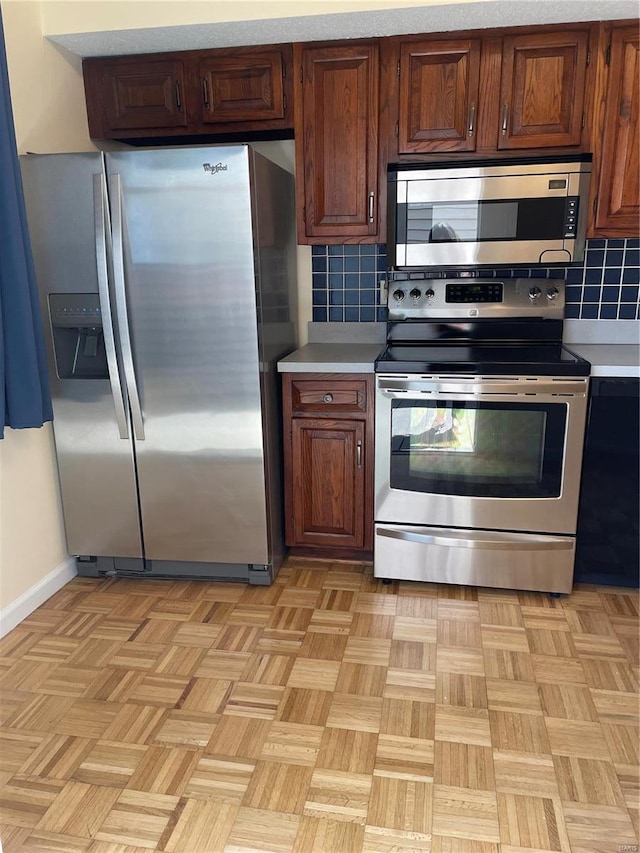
[202,162,228,174]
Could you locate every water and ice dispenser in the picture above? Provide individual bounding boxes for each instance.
[49,293,108,379]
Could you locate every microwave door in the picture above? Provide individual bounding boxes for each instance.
[389,163,590,268]
[392,169,579,268]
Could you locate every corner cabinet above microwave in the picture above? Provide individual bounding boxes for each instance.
[389,27,592,159]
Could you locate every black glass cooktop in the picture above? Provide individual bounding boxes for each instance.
[375,343,590,376]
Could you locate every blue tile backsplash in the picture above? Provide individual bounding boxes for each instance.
[311,245,388,322]
[311,238,640,321]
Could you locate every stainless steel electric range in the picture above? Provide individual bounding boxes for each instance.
[373,274,590,594]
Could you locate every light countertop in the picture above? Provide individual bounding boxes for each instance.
[278,341,640,376]
[568,344,640,378]
[278,322,640,377]
[277,343,383,373]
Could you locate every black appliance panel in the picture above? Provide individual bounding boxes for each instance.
[375,343,590,376]
[574,378,640,588]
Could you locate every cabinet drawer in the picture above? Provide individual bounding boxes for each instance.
[290,378,368,414]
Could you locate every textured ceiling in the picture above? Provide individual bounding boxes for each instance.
[48,0,639,58]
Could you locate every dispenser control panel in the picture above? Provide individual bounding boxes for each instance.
[49,293,102,327]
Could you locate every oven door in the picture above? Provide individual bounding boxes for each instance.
[375,374,589,535]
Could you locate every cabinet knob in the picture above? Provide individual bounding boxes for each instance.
[323,393,333,403]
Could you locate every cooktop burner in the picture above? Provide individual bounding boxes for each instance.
[377,277,591,376]
[375,342,590,376]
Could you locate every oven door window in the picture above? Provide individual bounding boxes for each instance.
[390,400,567,498]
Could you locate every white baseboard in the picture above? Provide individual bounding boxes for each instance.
[0,557,77,638]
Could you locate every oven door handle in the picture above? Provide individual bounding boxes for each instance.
[377,527,574,551]
[377,379,586,397]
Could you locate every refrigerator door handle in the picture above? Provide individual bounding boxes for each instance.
[93,173,129,439]
[109,173,145,441]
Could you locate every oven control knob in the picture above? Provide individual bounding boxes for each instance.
[393,289,406,301]
[425,288,435,299]
[528,286,542,299]
[546,286,560,301]
[410,288,421,300]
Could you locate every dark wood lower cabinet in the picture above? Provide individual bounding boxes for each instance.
[282,373,374,558]
[291,418,365,549]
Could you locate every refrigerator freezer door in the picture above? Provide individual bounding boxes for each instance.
[20,153,143,559]
[107,146,270,565]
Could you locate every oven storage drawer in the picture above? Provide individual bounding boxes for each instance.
[374,523,575,593]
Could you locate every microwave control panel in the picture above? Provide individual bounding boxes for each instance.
[564,197,579,238]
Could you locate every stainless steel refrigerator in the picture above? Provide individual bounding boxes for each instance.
[21,145,297,584]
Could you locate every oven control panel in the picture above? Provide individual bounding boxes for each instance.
[446,282,503,303]
[386,275,565,320]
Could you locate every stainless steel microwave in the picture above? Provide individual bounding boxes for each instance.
[387,157,592,269]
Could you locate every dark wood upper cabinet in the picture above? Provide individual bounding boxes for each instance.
[84,58,188,135]
[398,39,481,154]
[83,45,293,140]
[197,49,287,125]
[590,23,639,236]
[387,26,593,160]
[294,42,381,243]
[81,22,636,239]
[499,30,589,149]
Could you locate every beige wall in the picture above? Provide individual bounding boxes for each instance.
[40,0,487,36]
[2,1,92,154]
[0,427,69,608]
[0,0,94,610]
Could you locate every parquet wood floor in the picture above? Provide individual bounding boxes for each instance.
[0,558,638,852]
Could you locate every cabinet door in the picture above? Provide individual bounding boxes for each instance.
[398,39,481,154]
[289,418,366,549]
[198,51,286,124]
[295,43,380,242]
[593,26,640,234]
[84,58,187,134]
[499,30,589,149]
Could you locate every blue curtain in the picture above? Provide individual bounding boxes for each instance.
[0,9,52,438]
